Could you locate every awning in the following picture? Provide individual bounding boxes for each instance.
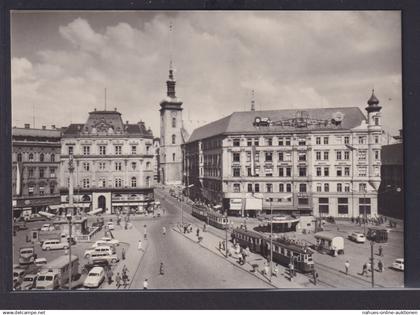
[246,198,263,211]
[230,199,242,210]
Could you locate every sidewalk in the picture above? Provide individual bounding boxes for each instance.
[101,224,147,289]
[172,223,316,289]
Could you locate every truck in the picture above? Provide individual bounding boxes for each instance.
[35,255,79,290]
[18,246,36,265]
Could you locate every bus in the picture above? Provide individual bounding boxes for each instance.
[36,254,79,289]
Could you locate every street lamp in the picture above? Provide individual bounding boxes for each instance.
[181,184,194,226]
[370,240,375,288]
[266,197,273,283]
[66,213,72,290]
[362,187,367,235]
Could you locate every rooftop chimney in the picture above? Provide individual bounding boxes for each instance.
[24,123,30,129]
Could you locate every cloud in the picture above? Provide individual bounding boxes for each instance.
[11,11,402,136]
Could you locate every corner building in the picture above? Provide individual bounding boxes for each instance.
[60,109,155,214]
[184,91,383,219]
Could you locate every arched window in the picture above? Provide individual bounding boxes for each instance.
[51,154,55,162]
[146,162,150,169]
[17,153,22,162]
[172,134,176,144]
[131,177,137,188]
[172,117,176,128]
[172,153,175,161]
[28,153,34,161]
[146,176,150,187]
[40,153,44,162]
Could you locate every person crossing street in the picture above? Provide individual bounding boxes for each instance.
[345,260,350,275]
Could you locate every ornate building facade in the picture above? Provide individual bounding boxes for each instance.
[12,124,61,217]
[184,91,383,219]
[59,109,155,214]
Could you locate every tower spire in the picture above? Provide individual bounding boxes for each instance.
[251,89,255,111]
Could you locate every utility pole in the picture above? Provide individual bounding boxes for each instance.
[269,199,273,283]
[371,241,375,288]
[225,219,228,258]
[67,154,74,290]
[363,188,367,235]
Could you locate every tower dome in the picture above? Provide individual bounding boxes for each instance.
[366,89,382,113]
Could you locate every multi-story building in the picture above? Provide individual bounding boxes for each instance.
[153,137,161,183]
[12,124,61,218]
[184,91,383,219]
[159,65,189,186]
[60,109,155,214]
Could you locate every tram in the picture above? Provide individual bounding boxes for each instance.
[191,205,230,230]
[231,227,314,273]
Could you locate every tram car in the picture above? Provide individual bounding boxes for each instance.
[191,205,230,230]
[231,227,314,273]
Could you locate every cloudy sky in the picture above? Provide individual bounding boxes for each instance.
[11,11,402,137]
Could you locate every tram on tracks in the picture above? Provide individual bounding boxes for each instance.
[231,227,314,273]
[191,205,230,230]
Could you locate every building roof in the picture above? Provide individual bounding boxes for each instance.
[62,110,153,138]
[381,143,403,165]
[187,107,366,143]
[12,127,61,139]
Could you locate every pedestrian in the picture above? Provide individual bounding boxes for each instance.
[115,272,121,288]
[313,270,318,285]
[107,268,113,285]
[378,260,384,272]
[122,247,126,260]
[138,240,142,251]
[290,262,295,277]
[264,263,270,277]
[203,223,207,232]
[345,260,350,275]
[196,228,200,237]
[378,245,383,257]
[218,241,222,252]
[162,226,166,236]
[367,261,371,274]
[273,264,279,277]
[242,252,246,265]
[122,264,128,277]
[361,263,367,276]
[160,262,164,275]
[143,278,148,290]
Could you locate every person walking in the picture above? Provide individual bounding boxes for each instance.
[312,269,318,286]
[115,272,121,288]
[345,260,350,275]
[367,261,372,274]
[272,264,279,277]
[218,241,222,252]
[122,247,126,260]
[144,225,148,240]
[143,278,148,290]
[378,260,384,273]
[162,226,166,236]
[138,240,142,251]
[378,245,383,257]
[196,228,200,238]
[160,262,164,275]
[107,267,113,285]
[361,263,367,276]
[290,262,295,277]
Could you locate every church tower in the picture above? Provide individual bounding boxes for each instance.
[159,63,184,186]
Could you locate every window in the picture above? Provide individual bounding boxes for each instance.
[39,185,44,195]
[298,139,306,146]
[99,162,106,170]
[279,167,284,177]
[344,136,350,144]
[131,145,137,155]
[39,168,45,178]
[344,167,350,176]
[146,145,150,154]
[338,198,348,214]
[29,153,34,161]
[284,152,291,161]
[49,167,56,178]
[298,167,306,177]
[113,146,121,155]
[172,153,175,161]
[359,198,371,215]
[99,146,106,155]
[254,139,259,146]
[319,198,329,214]
[316,167,322,176]
[247,139,252,146]
[247,184,253,193]
[17,153,22,162]
[171,135,176,145]
[115,162,122,171]
[316,183,322,192]
[299,183,307,193]
[324,183,329,192]
[146,162,151,169]
[233,139,240,147]
[51,154,56,162]
[49,184,55,194]
[358,166,367,177]
[285,138,291,146]
[131,177,137,188]
[316,137,321,145]
[279,183,284,192]
[83,162,90,171]
[286,167,291,177]
[265,152,273,162]
[233,167,241,177]
[83,146,90,155]
[266,183,273,193]
[336,151,342,160]
[323,151,329,160]
[99,178,106,188]
[246,152,251,162]
[316,151,321,160]
[247,167,252,176]
[337,183,342,192]
[131,162,137,170]
[28,168,34,178]
[233,153,241,162]
[298,152,306,161]
[254,183,260,192]
[374,117,379,126]
[278,152,284,161]
[359,183,367,192]
[83,178,90,188]
[267,138,273,146]
[374,136,379,144]
[255,152,259,162]
[40,153,44,162]
[324,167,329,177]
[344,151,350,160]
[336,167,342,177]
[278,138,284,146]
[358,136,366,144]
[286,183,292,192]
[358,150,367,161]
[323,137,329,145]
[28,185,34,196]
[115,178,122,188]
[146,176,151,187]
[68,146,74,156]
[233,183,241,193]
[344,184,350,192]
[298,198,308,205]
[374,150,380,160]
[172,117,176,128]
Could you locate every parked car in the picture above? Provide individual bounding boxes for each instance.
[21,274,38,290]
[105,222,115,231]
[13,268,26,289]
[34,257,48,267]
[89,251,119,264]
[40,224,55,232]
[84,245,115,259]
[94,237,120,247]
[41,239,69,251]
[391,258,404,271]
[18,246,36,265]
[83,267,105,288]
[348,232,366,243]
